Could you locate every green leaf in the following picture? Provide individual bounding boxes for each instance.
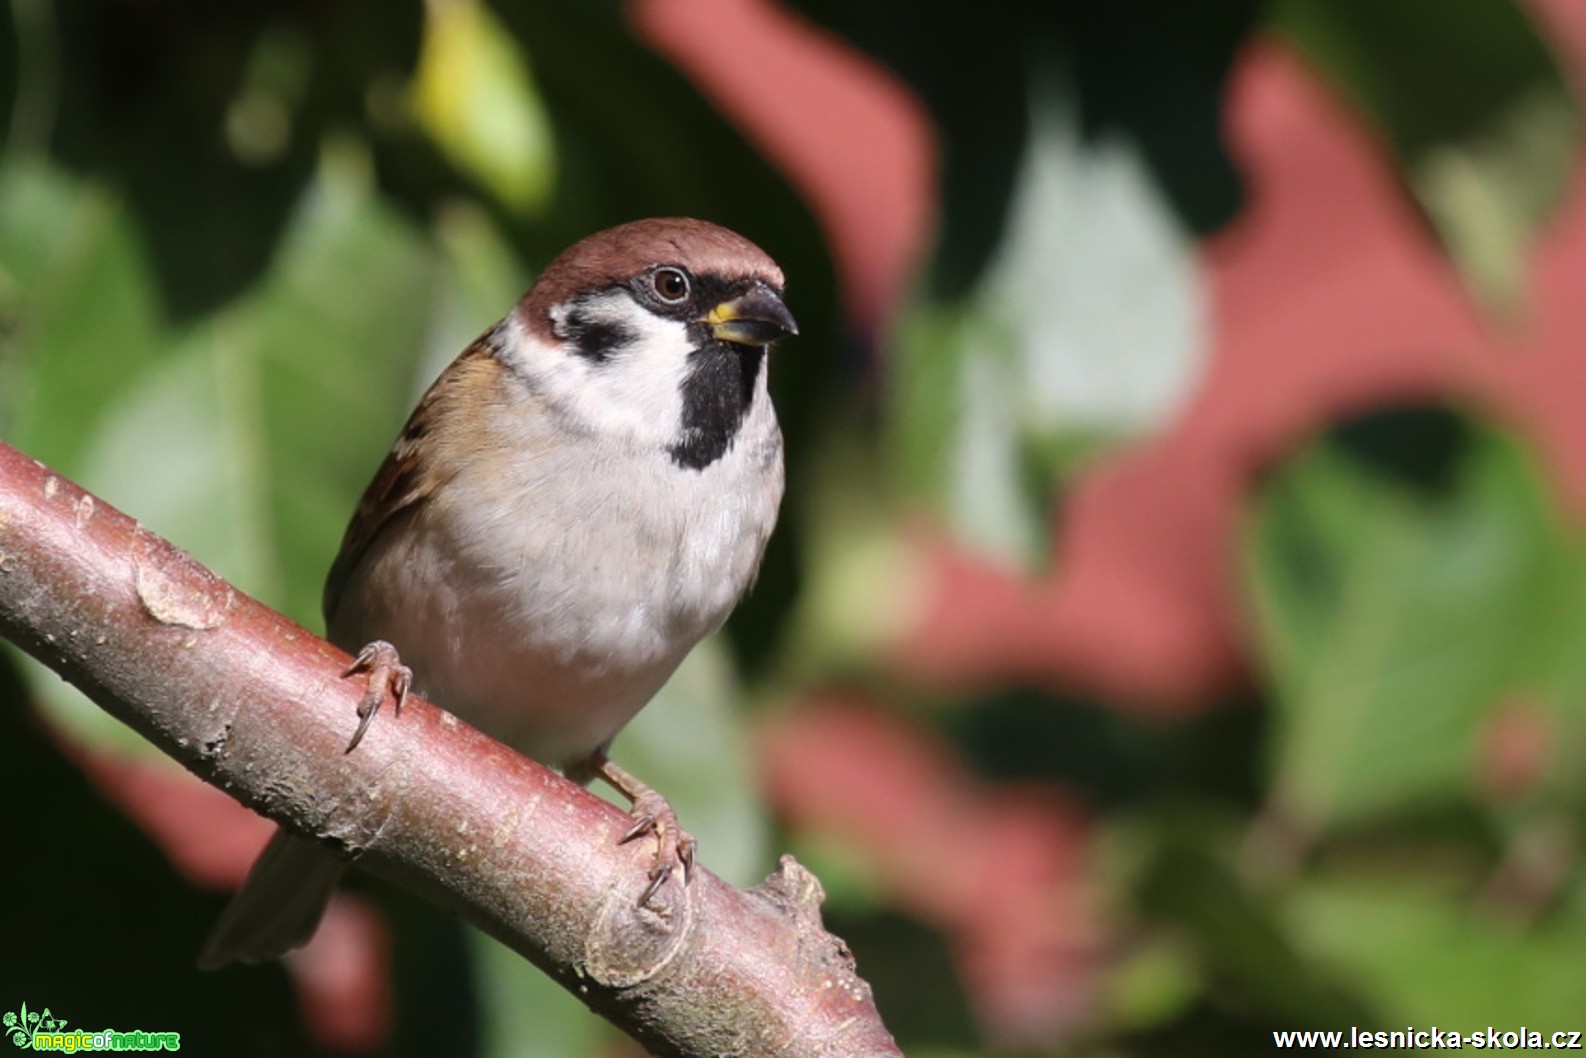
[1100,934,1201,1032]
[61,149,428,620]
[16,146,436,757]
[1272,0,1580,317]
[1246,416,1561,831]
[1287,870,1586,1026]
[0,159,168,471]
[887,71,1202,567]
[776,426,926,685]
[1134,809,1366,1025]
[470,928,608,1058]
[891,299,1045,564]
[46,2,324,318]
[410,0,556,216]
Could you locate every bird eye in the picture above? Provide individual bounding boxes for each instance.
[651,267,691,304]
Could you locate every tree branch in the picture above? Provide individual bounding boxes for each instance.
[0,441,900,1058]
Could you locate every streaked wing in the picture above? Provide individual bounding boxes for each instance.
[322,334,498,625]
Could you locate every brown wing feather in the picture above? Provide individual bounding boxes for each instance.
[322,333,499,625]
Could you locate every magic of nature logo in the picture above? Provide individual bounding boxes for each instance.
[4,1002,180,1052]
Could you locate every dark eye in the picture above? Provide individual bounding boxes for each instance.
[651,267,690,303]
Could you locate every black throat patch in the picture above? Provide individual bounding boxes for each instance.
[669,341,765,471]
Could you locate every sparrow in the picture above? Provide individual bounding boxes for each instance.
[198,218,797,968]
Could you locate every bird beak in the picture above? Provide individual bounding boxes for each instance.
[707,286,799,347]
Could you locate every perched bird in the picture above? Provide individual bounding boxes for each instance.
[199,218,797,967]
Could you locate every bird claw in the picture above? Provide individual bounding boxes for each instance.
[598,757,697,907]
[342,640,412,753]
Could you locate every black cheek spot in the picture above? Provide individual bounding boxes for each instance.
[564,307,637,362]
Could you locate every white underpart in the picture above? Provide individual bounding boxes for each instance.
[329,299,783,768]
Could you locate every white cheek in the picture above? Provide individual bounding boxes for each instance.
[507,294,695,451]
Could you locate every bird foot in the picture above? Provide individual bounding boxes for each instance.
[341,640,412,753]
[594,756,696,906]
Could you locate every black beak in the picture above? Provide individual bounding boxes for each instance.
[707,285,799,347]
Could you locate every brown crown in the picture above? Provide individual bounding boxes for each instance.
[517,218,785,342]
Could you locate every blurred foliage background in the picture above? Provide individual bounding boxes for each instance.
[4,0,1586,1054]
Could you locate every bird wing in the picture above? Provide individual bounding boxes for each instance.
[322,333,499,625]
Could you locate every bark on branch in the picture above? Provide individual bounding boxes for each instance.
[0,441,900,1058]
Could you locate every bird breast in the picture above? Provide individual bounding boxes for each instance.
[328,378,783,767]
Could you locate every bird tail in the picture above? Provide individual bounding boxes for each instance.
[197,828,345,969]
